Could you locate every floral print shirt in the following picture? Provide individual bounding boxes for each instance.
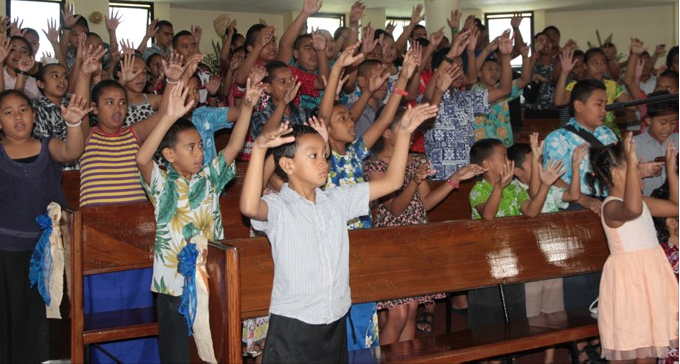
[142,154,235,296]
[472,80,522,146]
[469,179,529,220]
[566,79,626,136]
[425,88,490,180]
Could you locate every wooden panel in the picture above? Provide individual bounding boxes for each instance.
[62,170,80,210]
[229,210,609,319]
[82,323,159,344]
[426,180,475,222]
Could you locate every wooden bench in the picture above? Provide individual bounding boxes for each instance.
[516,118,562,144]
[221,210,609,363]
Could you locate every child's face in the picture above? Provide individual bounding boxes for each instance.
[283,133,329,187]
[174,34,198,59]
[68,24,87,48]
[573,56,587,80]
[586,53,607,80]
[655,75,679,94]
[483,145,508,177]
[412,27,427,40]
[85,34,103,50]
[24,32,39,56]
[94,87,128,131]
[647,113,678,143]
[328,105,355,144]
[544,29,560,47]
[480,60,500,86]
[514,156,531,184]
[382,37,397,64]
[0,94,34,140]
[536,34,553,55]
[359,64,388,101]
[666,217,678,240]
[38,65,68,98]
[293,36,318,72]
[123,57,148,93]
[7,38,31,69]
[156,25,174,48]
[232,49,245,66]
[163,128,204,177]
[574,89,607,128]
[268,67,295,102]
[148,55,163,78]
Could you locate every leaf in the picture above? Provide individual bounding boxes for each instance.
[189,178,207,210]
[157,177,179,224]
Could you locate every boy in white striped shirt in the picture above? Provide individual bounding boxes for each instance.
[240,103,437,363]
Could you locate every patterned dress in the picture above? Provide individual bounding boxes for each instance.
[525,62,555,111]
[364,156,447,310]
[472,80,523,147]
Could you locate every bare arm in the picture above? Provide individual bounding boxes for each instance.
[48,95,90,163]
[278,0,321,63]
[643,144,679,217]
[603,134,643,227]
[222,79,263,164]
[487,53,512,103]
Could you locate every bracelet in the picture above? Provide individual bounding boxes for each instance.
[65,119,82,128]
[394,88,408,97]
[165,78,178,85]
[447,178,460,189]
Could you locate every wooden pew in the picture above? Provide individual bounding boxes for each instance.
[516,118,562,144]
[220,210,609,363]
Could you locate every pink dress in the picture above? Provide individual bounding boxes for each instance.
[598,197,679,360]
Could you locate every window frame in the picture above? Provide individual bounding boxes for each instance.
[109,0,154,23]
[6,0,64,22]
[307,12,345,32]
[483,11,535,43]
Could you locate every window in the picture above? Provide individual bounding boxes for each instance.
[8,0,63,59]
[386,17,425,41]
[109,1,153,49]
[484,12,534,67]
[307,14,344,35]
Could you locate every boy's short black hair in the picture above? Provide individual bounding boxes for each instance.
[570,79,606,111]
[172,30,193,48]
[415,37,430,48]
[473,18,485,32]
[86,31,102,40]
[412,24,426,33]
[647,91,679,117]
[470,138,504,165]
[245,24,267,49]
[157,20,173,30]
[264,60,289,83]
[293,34,312,50]
[333,26,348,41]
[584,47,606,64]
[543,25,560,35]
[74,15,89,31]
[658,70,679,84]
[10,36,33,56]
[431,47,450,70]
[0,89,32,108]
[573,49,585,59]
[92,79,127,104]
[37,63,66,82]
[374,29,393,40]
[22,27,38,38]
[158,118,196,159]
[273,125,321,181]
[358,59,382,77]
[508,143,532,168]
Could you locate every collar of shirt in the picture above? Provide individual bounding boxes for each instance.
[567,117,611,137]
[280,183,328,205]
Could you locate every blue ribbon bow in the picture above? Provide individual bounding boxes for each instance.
[29,214,53,305]
[177,223,200,336]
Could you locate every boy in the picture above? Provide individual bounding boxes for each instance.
[634,92,679,196]
[136,79,254,363]
[240,103,438,363]
[467,137,564,335]
[141,20,174,61]
[351,59,390,137]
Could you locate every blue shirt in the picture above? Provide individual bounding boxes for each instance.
[249,101,307,140]
[191,106,233,165]
[543,118,619,196]
[425,88,490,180]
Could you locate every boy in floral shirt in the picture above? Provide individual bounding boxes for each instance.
[137,80,257,363]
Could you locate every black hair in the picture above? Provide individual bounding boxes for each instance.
[245,24,267,50]
[91,79,127,104]
[470,138,504,165]
[543,25,560,35]
[584,47,606,64]
[264,60,289,83]
[157,20,173,30]
[570,79,606,114]
[146,52,162,67]
[293,34,312,50]
[508,143,532,169]
[113,53,146,81]
[86,31,102,40]
[333,26,348,41]
[658,70,679,84]
[37,63,66,82]
[412,24,426,34]
[646,91,678,117]
[74,15,89,31]
[22,27,38,39]
[272,124,321,181]
[651,181,672,243]
[473,18,486,32]
[431,47,449,70]
[172,30,194,48]
[601,41,615,49]
[573,49,585,59]
[415,37,430,48]
[666,46,678,70]
[587,141,625,195]
[158,118,196,159]
[0,89,32,108]
[358,59,382,77]
[10,36,33,56]
[374,29,393,40]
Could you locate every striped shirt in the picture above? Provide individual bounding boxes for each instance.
[79,127,147,207]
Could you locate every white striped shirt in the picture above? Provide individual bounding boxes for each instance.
[251,182,369,325]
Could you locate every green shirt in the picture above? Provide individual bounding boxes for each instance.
[469,179,529,220]
[142,154,236,296]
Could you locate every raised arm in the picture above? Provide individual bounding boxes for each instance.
[369,104,438,201]
[603,133,643,227]
[236,26,274,85]
[319,43,363,121]
[644,143,679,217]
[624,38,645,95]
[563,144,587,202]
[105,11,122,59]
[137,19,158,53]
[554,47,576,107]
[259,81,300,137]
[278,0,321,63]
[528,133,542,197]
[487,35,512,103]
[367,160,424,217]
[521,160,565,217]
[464,28,480,86]
[517,43,534,88]
[421,164,486,211]
[222,78,264,163]
[48,95,90,163]
[395,5,423,56]
[43,19,65,65]
[477,160,514,220]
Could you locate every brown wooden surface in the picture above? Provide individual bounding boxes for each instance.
[516,118,562,144]
[426,180,475,222]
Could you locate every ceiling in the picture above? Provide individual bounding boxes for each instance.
[156,0,676,16]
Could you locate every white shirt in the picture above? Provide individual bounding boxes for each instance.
[251,183,369,324]
[634,131,679,196]
[4,68,40,100]
[640,76,657,95]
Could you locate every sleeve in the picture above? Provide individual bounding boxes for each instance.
[352,137,371,161]
[565,81,576,92]
[32,106,50,140]
[469,182,491,210]
[470,88,490,115]
[192,107,233,135]
[508,80,523,100]
[250,193,281,234]
[329,182,370,221]
[614,82,626,99]
[141,161,167,206]
[542,131,572,183]
[207,153,236,192]
[249,110,269,139]
[515,182,530,207]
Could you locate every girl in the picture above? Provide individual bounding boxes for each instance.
[524,33,556,112]
[4,36,40,99]
[589,134,678,363]
[116,52,162,126]
[0,89,89,363]
[365,116,484,344]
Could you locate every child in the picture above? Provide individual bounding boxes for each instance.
[140,20,174,60]
[4,36,40,99]
[634,93,679,196]
[365,116,485,344]
[588,134,678,362]
[115,52,162,126]
[0,89,88,363]
[240,101,438,364]
[32,63,72,141]
[467,138,565,333]
[136,78,253,362]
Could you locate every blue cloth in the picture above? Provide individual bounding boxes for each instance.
[29,214,53,305]
[425,88,490,180]
[177,243,199,336]
[346,302,379,351]
[543,117,619,196]
[191,106,233,165]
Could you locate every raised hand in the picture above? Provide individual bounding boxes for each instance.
[255,26,275,50]
[402,42,422,79]
[398,103,439,133]
[0,36,10,65]
[284,80,302,104]
[519,43,530,58]
[451,163,486,182]
[414,160,435,184]
[634,58,645,81]
[654,44,667,58]
[361,23,378,54]
[435,62,463,91]
[666,142,678,176]
[563,39,577,52]
[312,30,327,51]
[496,160,515,188]
[191,25,203,44]
[368,67,389,93]
[428,27,445,48]
[61,94,94,125]
[9,17,23,37]
[306,116,329,143]
[467,27,480,53]
[146,19,159,38]
[449,28,471,57]
[17,54,35,73]
[462,15,476,31]
[105,10,122,33]
[572,144,588,166]
[254,122,295,150]
[529,132,543,159]
[162,52,185,82]
[510,13,523,28]
[336,42,364,67]
[81,44,106,75]
[623,132,638,165]
[630,38,645,55]
[410,4,424,25]
[498,34,513,55]
[181,53,204,81]
[120,39,135,54]
[534,36,546,54]
[249,65,267,85]
[539,160,566,186]
[243,77,265,107]
[119,53,143,85]
[206,76,222,95]
[349,1,365,26]
[165,80,195,120]
[303,0,323,16]
[448,9,461,30]
[385,22,396,35]
[43,18,59,44]
[61,2,80,29]
[559,47,577,74]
